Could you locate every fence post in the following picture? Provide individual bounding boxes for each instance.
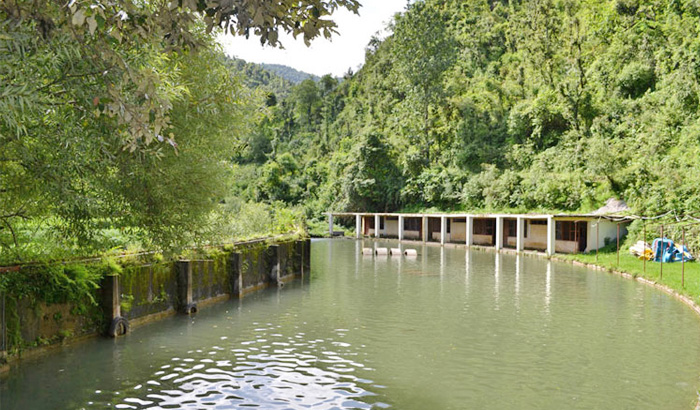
[616,223,620,266]
[596,218,599,263]
[660,224,664,281]
[643,221,646,275]
[682,226,686,288]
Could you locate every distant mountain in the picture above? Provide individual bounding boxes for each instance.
[261,64,320,84]
[225,57,295,99]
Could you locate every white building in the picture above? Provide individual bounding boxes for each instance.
[326,211,632,256]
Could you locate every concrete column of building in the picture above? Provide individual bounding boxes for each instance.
[547,216,556,256]
[355,214,362,239]
[328,214,334,236]
[422,216,428,242]
[440,216,447,245]
[398,215,405,241]
[495,216,504,250]
[466,215,474,246]
[516,217,524,252]
[374,214,381,238]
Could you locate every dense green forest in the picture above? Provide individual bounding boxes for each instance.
[0,0,359,263]
[6,0,700,263]
[236,0,700,222]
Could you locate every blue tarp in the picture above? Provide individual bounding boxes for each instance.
[652,237,693,262]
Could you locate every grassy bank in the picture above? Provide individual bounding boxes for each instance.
[559,247,700,306]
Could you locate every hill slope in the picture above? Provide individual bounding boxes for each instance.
[232,0,700,223]
[261,63,320,84]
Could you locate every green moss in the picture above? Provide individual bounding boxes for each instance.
[120,294,134,313]
[101,256,123,276]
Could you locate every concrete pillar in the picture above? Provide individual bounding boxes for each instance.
[547,216,556,256]
[102,274,121,320]
[176,261,196,314]
[495,216,503,250]
[516,217,524,252]
[440,216,447,245]
[267,245,280,284]
[374,214,380,238]
[422,216,428,242]
[466,215,473,246]
[398,215,404,241]
[229,252,242,297]
[355,214,362,239]
[328,214,334,236]
[101,274,129,337]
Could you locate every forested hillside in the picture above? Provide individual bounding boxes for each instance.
[261,63,321,84]
[235,0,700,220]
[7,0,700,263]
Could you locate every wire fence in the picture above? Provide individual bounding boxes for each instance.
[595,211,700,289]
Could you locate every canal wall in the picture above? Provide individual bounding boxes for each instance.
[0,237,310,369]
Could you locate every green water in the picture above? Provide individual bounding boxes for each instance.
[2,239,700,409]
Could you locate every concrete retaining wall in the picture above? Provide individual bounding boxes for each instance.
[0,237,310,368]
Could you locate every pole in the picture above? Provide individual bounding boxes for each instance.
[660,224,664,281]
[616,223,620,266]
[681,226,687,285]
[643,221,646,275]
[596,218,599,263]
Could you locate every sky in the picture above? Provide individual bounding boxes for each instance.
[218,1,408,77]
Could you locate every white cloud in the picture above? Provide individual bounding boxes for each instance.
[218,0,407,77]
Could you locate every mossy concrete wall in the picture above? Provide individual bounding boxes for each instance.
[0,237,309,368]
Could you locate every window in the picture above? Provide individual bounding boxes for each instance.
[507,220,517,237]
[556,221,580,241]
[405,218,421,231]
[473,219,494,235]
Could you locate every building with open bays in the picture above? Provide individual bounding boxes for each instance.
[326,206,633,256]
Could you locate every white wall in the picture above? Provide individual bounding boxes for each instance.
[385,219,399,237]
[404,230,420,239]
[587,220,628,252]
[555,240,577,253]
[473,234,493,246]
[524,223,548,250]
[450,221,466,242]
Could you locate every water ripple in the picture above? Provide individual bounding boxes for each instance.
[112,333,378,409]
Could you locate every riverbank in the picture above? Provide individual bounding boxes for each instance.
[0,235,310,372]
[558,249,700,307]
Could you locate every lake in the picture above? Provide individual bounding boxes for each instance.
[2,238,700,409]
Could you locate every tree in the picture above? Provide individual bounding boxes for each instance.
[391,0,457,165]
[0,0,358,254]
[338,132,403,212]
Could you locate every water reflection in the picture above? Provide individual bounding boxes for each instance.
[494,253,500,309]
[515,255,521,310]
[545,261,552,314]
[114,330,376,409]
[4,240,700,410]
